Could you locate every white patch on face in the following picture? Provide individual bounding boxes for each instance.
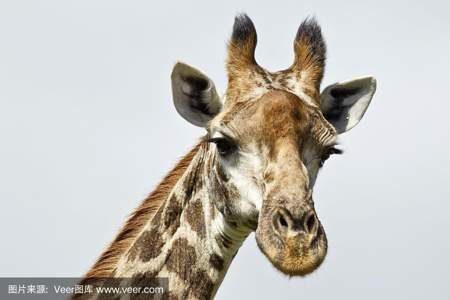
[210,131,263,219]
[222,149,263,217]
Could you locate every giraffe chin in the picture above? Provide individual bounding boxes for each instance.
[255,225,328,276]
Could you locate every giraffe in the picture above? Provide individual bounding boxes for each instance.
[76,14,376,300]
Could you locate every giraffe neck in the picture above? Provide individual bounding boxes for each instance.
[114,141,252,299]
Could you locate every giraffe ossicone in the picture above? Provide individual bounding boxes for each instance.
[77,14,376,300]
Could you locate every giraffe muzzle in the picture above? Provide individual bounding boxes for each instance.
[255,205,328,276]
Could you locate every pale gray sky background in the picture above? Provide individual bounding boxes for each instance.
[1,1,449,299]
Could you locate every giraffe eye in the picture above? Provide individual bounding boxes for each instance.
[208,137,237,156]
[319,146,343,167]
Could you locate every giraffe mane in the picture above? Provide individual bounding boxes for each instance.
[84,141,203,279]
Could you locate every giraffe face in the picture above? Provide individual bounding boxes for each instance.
[208,89,337,275]
[171,15,376,276]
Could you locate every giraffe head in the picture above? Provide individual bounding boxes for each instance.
[171,15,376,276]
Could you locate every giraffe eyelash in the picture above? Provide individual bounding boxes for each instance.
[328,147,343,155]
[208,137,238,156]
[319,146,343,167]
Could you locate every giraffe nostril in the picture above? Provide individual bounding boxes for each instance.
[278,214,288,228]
[273,209,292,235]
[273,208,319,237]
[304,212,318,235]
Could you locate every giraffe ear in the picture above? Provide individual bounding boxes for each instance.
[320,76,377,134]
[171,62,222,128]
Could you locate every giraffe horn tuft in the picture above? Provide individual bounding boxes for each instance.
[226,14,258,79]
[291,17,327,89]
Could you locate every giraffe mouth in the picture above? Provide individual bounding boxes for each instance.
[247,218,259,231]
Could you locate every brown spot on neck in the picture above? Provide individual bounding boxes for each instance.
[165,238,197,281]
[188,270,215,300]
[136,227,164,262]
[185,198,206,239]
[129,271,166,300]
[162,194,183,236]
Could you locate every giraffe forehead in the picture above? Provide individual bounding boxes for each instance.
[212,89,337,154]
[214,90,312,139]
[225,67,319,107]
